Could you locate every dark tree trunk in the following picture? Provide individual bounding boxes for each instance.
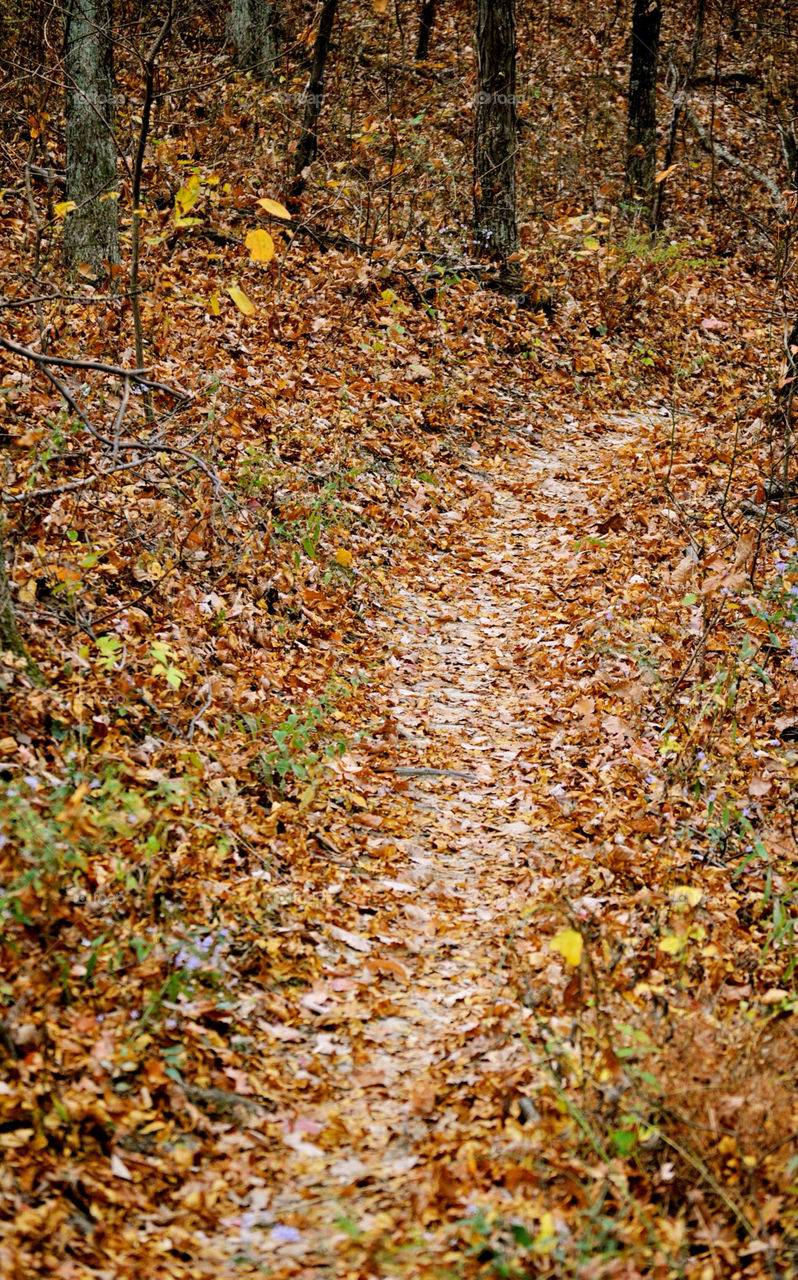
[63,0,119,276]
[227,0,279,76]
[290,0,339,200]
[625,0,662,200]
[0,519,25,662]
[0,513,41,684]
[415,0,438,60]
[473,0,518,281]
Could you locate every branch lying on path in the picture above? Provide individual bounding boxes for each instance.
[684,107,786,212]
[0,335,188,398]
[392,765,479,782]
[179,1082,268,1120]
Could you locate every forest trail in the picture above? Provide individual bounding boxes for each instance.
[219,412,649,1276]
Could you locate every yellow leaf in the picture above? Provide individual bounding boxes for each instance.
[373,0,388,12]
[175,172,200,219]
[208,291,220,316]
[582,235,601,250]
[298,784,317,813]
[227,286,255,316]
[338,788,367,809]
[658,934,685,955]
[256,197,291,220]
[54,201,77,218]
[533,1212,556,1254]
[670,885,702,908]
[245,228,275,264]
[550,928,583,967]
[334,547,353,567]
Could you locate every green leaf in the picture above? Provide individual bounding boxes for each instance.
[611,1128,636,1156]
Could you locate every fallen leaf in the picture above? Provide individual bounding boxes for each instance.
[550,928,583,967]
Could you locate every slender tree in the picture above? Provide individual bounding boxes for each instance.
[415,0,438,61]
[0,520,26,661]
[650,0,703,228]
[625,0,662,201]
[227,0,279,76]
[290,0,339,201]
[0,513,41,683]
[63,0,119,275]
[473,0,518,283]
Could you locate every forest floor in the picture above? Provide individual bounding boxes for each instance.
[5,353,798,1278]
[195,404,798,1280]
[4,14,798,1269]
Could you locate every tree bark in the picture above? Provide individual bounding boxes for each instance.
[625,0,662,200]
[0,518,26,663]
[227,0,279,75]
[0,513,42,684]
[63,0,119,276]
[290,0,339,201]
[650,0,703,229]
[473,0,519,281]
[415,0,438,61]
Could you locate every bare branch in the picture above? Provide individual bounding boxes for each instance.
[0,334,188,397]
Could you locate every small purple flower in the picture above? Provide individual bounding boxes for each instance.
[270,1224,302,1245]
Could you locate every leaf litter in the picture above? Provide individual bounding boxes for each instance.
[3,5,798,1274]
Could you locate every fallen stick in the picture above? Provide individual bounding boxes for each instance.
[740,499,796,534]
[684,107,786,212]
[392,765,479,782]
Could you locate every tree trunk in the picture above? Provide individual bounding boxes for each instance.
[0,519,26,663]
[626,0,662,200]
[0,514,41,685]
[415,0,438,61]
[63,0,119,276]
[290,0,339,201]
[473,0,519,282]
[227,0,279,75]
[650,0,703,228]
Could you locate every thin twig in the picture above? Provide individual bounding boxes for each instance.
[0,334,187,397]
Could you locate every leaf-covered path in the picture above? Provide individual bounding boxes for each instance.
[218,415,661,1275]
